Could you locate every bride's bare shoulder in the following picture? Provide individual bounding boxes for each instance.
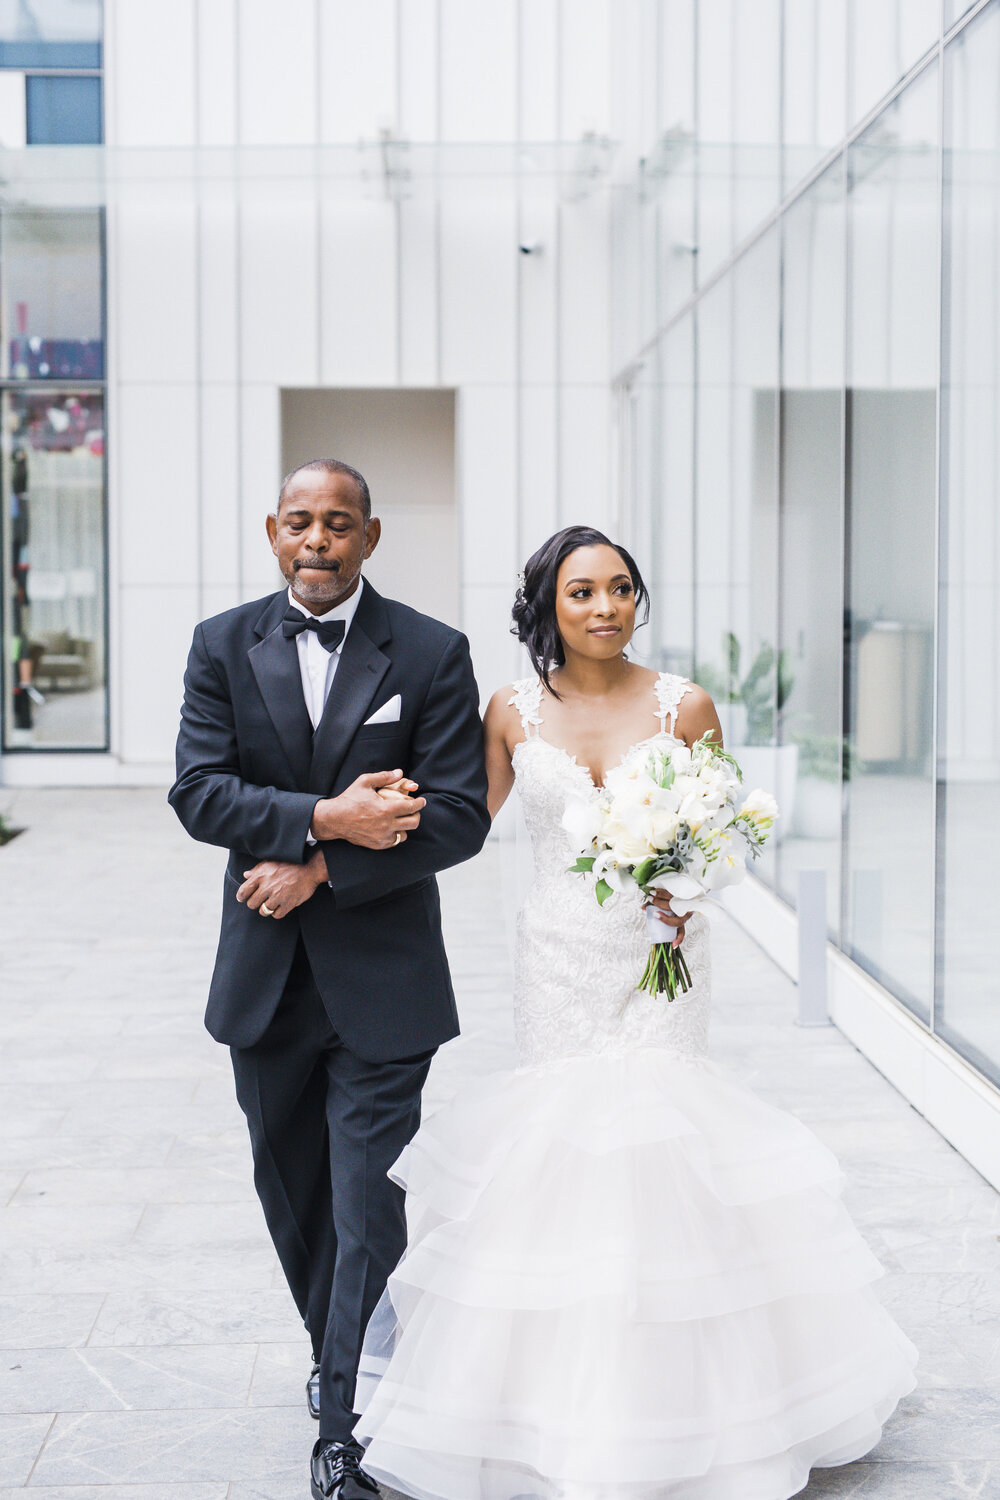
[674,680,724,745]
[484,682,533,745]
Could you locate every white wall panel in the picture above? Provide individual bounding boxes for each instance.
[440,201,518,384]
[439,0,516,141]
[399,0,439,139]
[198,194,239,383]
[462,583,522,705]
[559,386,612,533]
[517,197,558,384]
[399,199,440,386]
[119,585,199,763]
[117,384,199,587]
[240,197,319,385]
[518,0,558,140]
[320,0,397,141]
[108,0,195,146]
[518,384,559,557]
[320,200,398,385]
[558,197,610,384]
[459,387,518,588]
[199,383,241,595]
[113,201,198,383]
[238,0,317,145]
[240,385,283,596]
[197,0,238,146]
[559,0,611,137]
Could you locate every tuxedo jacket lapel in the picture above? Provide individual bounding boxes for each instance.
[308,583,391,795]
[248,593,314,789]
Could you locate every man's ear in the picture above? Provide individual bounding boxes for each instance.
[364,516,381,560]
[266,511,278,554]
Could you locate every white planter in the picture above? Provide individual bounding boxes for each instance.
[792,775,841,841]
[728,744,799,842]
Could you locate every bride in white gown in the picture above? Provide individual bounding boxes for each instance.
[354,526,917,1500]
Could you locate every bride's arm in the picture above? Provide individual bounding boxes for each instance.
[675,683,725,750]
[483,687,519,820]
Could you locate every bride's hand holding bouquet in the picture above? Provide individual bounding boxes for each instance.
[562,733,778,999]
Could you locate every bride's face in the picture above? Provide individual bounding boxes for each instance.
[553,545,637,662]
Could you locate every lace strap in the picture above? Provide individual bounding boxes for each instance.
[509,676,544,739]
[655,672,693,736]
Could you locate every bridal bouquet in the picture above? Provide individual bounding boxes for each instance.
[562,735,778,1000]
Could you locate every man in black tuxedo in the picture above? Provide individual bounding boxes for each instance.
[169,459,489,1499]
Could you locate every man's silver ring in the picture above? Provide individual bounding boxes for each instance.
[260,902,275,916]
[393,832,403,847]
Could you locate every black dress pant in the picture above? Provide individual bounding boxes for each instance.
[230,938,433,1441]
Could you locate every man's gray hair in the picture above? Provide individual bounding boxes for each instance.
[277,458,372,521]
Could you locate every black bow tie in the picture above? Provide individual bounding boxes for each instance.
[282,608,346,653]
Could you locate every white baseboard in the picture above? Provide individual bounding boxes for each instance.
[721,875,1000,1193]
[0,754,172,788]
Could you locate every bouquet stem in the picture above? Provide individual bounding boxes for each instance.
[638,941,693,1001]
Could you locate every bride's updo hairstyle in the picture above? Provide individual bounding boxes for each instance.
[512,525,650,697]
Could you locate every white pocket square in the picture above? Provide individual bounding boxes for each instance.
[363,694,401,726]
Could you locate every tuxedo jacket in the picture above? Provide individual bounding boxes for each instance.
[168,581,490,1060]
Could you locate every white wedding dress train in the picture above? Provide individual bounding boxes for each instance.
[354,674,917,1500]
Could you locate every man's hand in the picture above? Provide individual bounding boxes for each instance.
[310,770,426,850]
[645,889,687,948]
[237,848,329,918]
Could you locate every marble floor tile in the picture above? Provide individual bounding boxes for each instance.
[0,1487,228,1499]
[90,1290,303,1348]
[0,1343,257,1414]
[0,1410,54,1484]
[798,1459,1000,1496]
[0,1294,103,1350]
[14,1166,257,1207]
[875,1388,1000,1460]
[31,1407,315,1485]
[246,1343,311,1409]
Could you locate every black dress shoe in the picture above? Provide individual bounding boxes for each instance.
[306,1362,320,1420]
[310,1437,380,1499]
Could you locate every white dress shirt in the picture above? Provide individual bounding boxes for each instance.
[287,578,364,848]
[287,576,364,729]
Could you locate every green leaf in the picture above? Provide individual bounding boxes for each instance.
[632,856,658,887]
[569,856,596,873]
[595,878,614,906]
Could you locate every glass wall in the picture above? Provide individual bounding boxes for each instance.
[618,0,1000,1092]
[1,206,106,749]
[937,2,1000,1083]
[0,0,102,147]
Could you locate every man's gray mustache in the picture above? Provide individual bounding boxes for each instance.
[293,558,339,570]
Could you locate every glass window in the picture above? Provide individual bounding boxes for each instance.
[2,389,106,750]
[775,161,846,931]
[1,209,104,379]
[26,73,101,143]
[782,0,847,193]
[848,0,940,132]
[937,3,1000,1082]
[0,0,101,68]
[727,230,781,888]
[843,62,940,1022]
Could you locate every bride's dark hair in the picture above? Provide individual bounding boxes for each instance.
[511,525,650,697]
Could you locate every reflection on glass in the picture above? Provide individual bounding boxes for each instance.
[849,0,940,131]
[2,390,106,750]
[1,210,103,379]
[728,232,780,887]
[937,4,1000,1082]
[0,0,101,67]
[26,74,102,144]
[844,64,939,1020]
[776,162,845,931]
[782,0,847,192]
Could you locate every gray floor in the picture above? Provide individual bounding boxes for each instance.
[0,789,998,1499]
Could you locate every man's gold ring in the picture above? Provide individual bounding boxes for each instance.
[393,832,403,847]
[260,902,275,916]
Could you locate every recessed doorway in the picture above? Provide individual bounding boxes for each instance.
[280,388,458,626]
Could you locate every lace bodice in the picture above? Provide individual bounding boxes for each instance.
[506,672,711,1069]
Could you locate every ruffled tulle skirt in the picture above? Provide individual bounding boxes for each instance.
[354,1047,917,1500]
